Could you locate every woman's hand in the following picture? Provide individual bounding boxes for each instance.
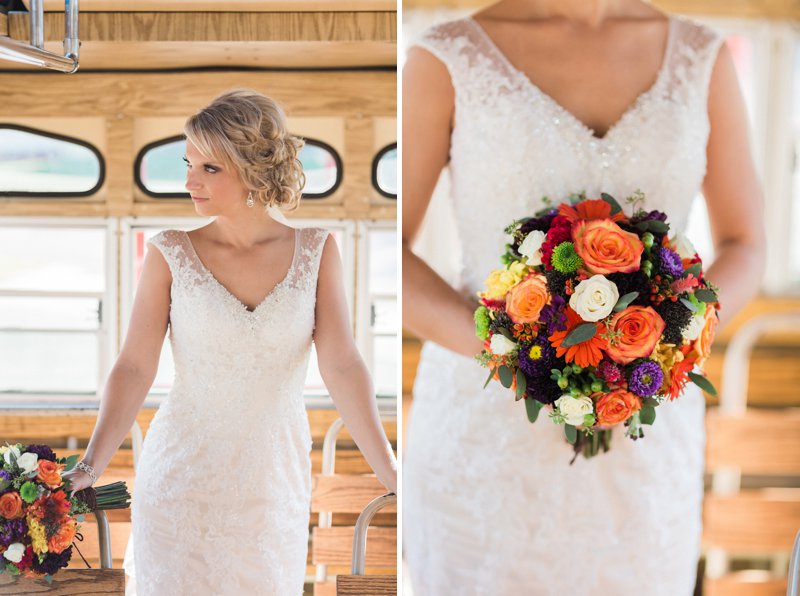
[61,467,95,498]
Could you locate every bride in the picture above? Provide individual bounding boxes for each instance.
[62,89,397,595]
[402,0,765,594]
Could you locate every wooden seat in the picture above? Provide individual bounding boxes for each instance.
[703,313,800,595]
[312,417,397,595]
[0,569,125,595]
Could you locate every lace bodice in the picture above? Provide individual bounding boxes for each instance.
[124,225,329,596]
[404,15,724,596]
[415,15,723,296]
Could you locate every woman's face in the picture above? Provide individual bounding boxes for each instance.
[183,140,249,216]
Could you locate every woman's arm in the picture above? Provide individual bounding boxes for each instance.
[701,42,767,331]
[402,47,485,358]
[71,243,171,487]
[313,235,397,494]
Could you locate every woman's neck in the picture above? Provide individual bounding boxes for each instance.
[481,0,646,29]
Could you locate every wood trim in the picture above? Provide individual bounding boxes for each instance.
[336,575,398,595]
[402,0,800,18]
[703,490,800,551]
[311,474,396,513]
[706,409,800,474]
[704,574,788,596]
[0,569,126,592]
[8,11,397,43]
[311,526,396,566]
[22,0,396,12]
[0,72,395,117]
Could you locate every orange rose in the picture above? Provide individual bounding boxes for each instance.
[693,304,718,370]
[505,274,550,324]
[572,218,644,275]
[595,389,641,426]
[47,519,77,554]
[36,460,65,490]
[604,306,666,365]
[0,492,24,519]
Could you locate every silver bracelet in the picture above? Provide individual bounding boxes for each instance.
[75,460,97,484]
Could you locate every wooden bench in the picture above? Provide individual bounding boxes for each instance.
[703,313,800,595]
[312,416,397,595]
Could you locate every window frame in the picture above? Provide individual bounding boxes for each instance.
[0,123,106,198]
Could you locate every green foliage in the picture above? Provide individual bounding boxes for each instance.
[613,292,639,312]
[688,372,718,397]
[562,323,597,347]
[525,398,543,423]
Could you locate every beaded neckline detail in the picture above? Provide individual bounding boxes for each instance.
[181,228,299,314]
[466,15,676,143]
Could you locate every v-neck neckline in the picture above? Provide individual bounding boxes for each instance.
[467,15,676,143]
[182,227,299,314]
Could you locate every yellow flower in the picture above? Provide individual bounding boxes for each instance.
[479,262,528,301]
[27,515,49,555]
[0,446,7,455]
[650,340,684,393]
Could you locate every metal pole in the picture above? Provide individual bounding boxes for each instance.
[351,493,396,575]
[0,0,79,73]
[94,509,113,569]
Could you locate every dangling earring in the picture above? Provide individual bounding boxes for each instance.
[246,191,254,208]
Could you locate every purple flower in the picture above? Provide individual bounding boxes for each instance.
[518,334,556,378]
[0,518,27,547]
[657,247,683,278]
[539,295,567,334]
[631,210,667,224]
[31,546,72,575]
[24,444,56,462]
[628,361,664,397]
[525,377,562,405]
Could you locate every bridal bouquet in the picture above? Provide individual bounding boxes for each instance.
[475,191,720,461]
[0,443,130,582]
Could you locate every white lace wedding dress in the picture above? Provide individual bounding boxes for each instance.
[404,14,724,596]
[121,226,329,595]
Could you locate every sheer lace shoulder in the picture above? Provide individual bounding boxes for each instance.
[666,16,726,105]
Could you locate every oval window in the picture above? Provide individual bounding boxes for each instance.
[372,143,397,199]
[135,136,342,199]
[0,124,104,197]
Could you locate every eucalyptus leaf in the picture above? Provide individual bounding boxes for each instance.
[483,366,496,389]
[601,192,623,215]
[640,406,656,425]
[683,262,702,278]
[648,220,669,234]
[498,365,514,389]
[643,397,660,408]
[562,323,597,347]
[564,424,578,444]
[498,327,514,340]
[613,292,639,312]
[525,398,543,423]
[635,221,650,232]
[680,298,698,313]
[694,289,718,303]
[515,369,527,401]
[688,371,718,397]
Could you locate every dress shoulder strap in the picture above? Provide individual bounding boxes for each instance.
[664,16,726,105]
[146,229,191,277]
[292,227,330,290]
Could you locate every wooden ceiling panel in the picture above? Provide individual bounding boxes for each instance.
[0,41,396,70]
[22,0,396,12]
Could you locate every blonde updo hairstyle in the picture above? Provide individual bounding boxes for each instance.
[184,89,306,211]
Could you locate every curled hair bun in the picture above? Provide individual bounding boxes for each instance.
[184,88,306,211]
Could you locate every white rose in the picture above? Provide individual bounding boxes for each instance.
[569,275,620,322]
[671,233,697,260]
[518,230,546,267]
[681,312,706,341]
[2,543,25,563]
[489,334,517,356]
[2,445,20,466]
[555,395,594,426]
[16,452,39,474]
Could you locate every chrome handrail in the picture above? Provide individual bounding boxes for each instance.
[789,529,800,596]
[351,493,396,575]
[0,0,80,73]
